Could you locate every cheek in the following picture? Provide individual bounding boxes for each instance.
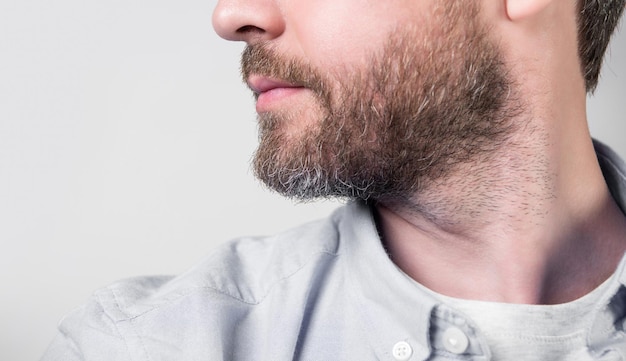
[286,1,395,69]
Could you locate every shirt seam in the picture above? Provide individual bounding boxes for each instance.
[107,249,341,322]
[96,289,142,361]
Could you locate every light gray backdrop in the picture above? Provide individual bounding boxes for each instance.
[0,1,624,360]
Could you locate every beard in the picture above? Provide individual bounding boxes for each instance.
[240,2,520,204]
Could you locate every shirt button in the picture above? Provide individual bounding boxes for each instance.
[392,341,413,361]
[442,327,469,354]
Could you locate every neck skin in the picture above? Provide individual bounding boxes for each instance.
[377,138,626,304]
[377,3,626,305]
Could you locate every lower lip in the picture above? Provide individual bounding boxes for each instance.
[256,87,306,113]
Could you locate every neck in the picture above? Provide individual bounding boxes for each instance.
[377,118,626,305]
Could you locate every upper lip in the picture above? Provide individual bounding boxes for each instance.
[246,75,303,95]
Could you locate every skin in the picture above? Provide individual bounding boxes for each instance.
[212,0,626,304]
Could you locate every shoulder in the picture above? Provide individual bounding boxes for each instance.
[44,204,357,360]
[111,204,348,312]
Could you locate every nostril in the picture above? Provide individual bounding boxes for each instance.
[237,25,264,35]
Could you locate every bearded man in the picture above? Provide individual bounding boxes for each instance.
[43,0,626,360]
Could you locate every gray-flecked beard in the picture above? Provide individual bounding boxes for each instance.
[241,2,520,204]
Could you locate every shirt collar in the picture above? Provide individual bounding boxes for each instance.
[595,139,626,214]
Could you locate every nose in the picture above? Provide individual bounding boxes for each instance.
[212,0,285,43]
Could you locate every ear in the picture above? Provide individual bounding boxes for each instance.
[505,0,552,21]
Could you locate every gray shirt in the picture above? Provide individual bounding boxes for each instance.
[43,142,626,360]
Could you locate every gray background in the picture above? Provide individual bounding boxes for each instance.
[0,1,624,360]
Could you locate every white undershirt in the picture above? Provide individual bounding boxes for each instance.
[417,276,617,360]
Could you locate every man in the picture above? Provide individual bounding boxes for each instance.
[43,0,626,360]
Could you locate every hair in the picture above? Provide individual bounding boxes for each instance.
[577,0,625,92]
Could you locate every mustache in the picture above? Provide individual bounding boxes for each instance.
[240,44,330,105]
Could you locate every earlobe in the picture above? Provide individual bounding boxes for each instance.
[505,0,552,21]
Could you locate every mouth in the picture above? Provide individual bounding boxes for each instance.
[247,75,304,95]
[246,75,307,112]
